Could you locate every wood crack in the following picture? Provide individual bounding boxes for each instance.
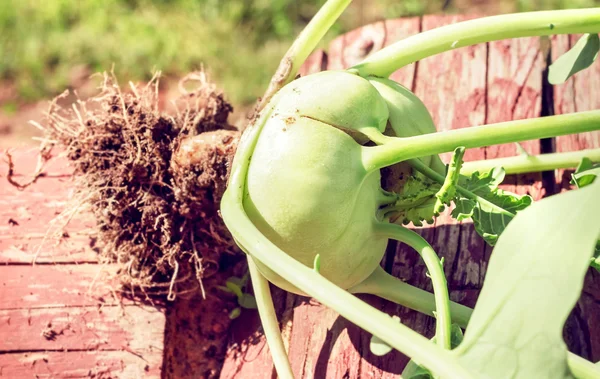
[510,46,541,119]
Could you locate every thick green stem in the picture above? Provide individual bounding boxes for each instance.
[259,0,351,110]
[349,266,473,328]
[375,223,452,350]
[247,256,294,379]
[569,353,600,379]
[349,267,600,379]
[351,8,600,78]
[362,110,600,172]
[461,148,600,175]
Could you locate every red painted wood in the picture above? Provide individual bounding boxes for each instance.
[384,17,421,88]
[0,265,131,309]
[0,148,166,377]
[415,15,487,163]
[486,36,545,199]
[0,305,164,352]
[298,49,327,77]
[551,34,600,361]
[0,152,97,264]
[0,350,161,378]
[486,37,543,157]
[553,35,600,189]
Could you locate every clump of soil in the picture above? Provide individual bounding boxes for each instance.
[42,72,243,301]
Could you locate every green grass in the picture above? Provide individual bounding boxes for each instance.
[0,0,316,107]
[1,0,598,109]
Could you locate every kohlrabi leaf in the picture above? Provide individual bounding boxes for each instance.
[225,280,244,299]
[369,335,395,357]
[239,293,258,309]
[390,174,441,226]
[451,168,532,245]
[454,180,600,379]
[402,324,464,379]
[391,148,465,226]
[548,33,600,85]
[571,157,600,188]
[229,307,242,320]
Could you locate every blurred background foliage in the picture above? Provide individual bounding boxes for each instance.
[1,0,599,112]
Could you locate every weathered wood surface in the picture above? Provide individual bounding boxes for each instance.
[1,15,599,379]
[219,15,600,379]
[552,34,600,358]
[0,153,165,378]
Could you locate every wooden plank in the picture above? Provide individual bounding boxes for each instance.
[380,16,491,355]
[415,15,487,163]
[0,151,97,264]
[486,36,545,200]
[0,265,130,309]
[297,49,326,77]
[384,17,421,89]
[0,305,164,352]
[551,35,600,362]
[552,35,600,189]
[326,21,387,70]
[0,348,162,378]
[0,235,98,264]
[219,281,292,379]
[486,37,542,156]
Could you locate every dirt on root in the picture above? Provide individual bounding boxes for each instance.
[23,71,248,378]
[39,71,241,298]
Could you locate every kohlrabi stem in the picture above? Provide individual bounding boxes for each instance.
[569,353,600,379]
[460,148,600,175]
[247,256,294,379]
[221,107,474,379]
[259,0,351,110]
[351,8,600,78]
[349,266,473,328]
[362,110,600,172]
[375,223,452,350]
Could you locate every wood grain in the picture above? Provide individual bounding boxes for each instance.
[0,152,97,264]
[0,149,166,378]
[0,265,129,309]
[551,34,600,361]
[0,350,162,378]
[0,305,164,352]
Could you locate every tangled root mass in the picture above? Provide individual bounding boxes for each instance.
[44,72,242,300]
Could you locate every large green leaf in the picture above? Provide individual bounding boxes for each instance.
[549,34,600,85]
[453,180,600,378]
